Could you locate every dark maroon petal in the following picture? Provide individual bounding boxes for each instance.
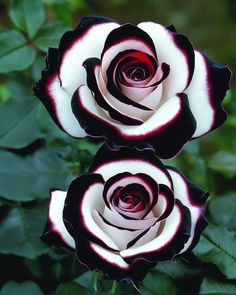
[203,55,231,132]
[82,58,144,125]
[72,89,197,159]
[74,237,156,281]
[33,48,62,130]
[166,24,178,33]
[63,173,119,252]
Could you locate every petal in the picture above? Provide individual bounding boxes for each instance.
[34,48,86,138]
[167,167,209,252]
[185,51,231,137]
[41,190,75,250]
[101,23,157,79]
[83,58,145,125]
[89,144,173,189]
[74,237,155,281]
[138,22,195,98]
[103,205,157,230]
[96,73,154,121]
[72,87,196,158]
[103,172,158,216]
[92,210,145,250]
[120,199,191,263]
[63,174,119,251]
[58,16,119,94]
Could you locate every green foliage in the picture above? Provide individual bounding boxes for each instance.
[0,0,235,294]
[9,0,45,38]
[0,29,36,72]
[199,277,236,295]
[0,205,48,258]
[139,270,178,295]
[193,224,236,279]
[0,281,44,295]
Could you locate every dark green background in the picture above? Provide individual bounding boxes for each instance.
[0,0,235,294]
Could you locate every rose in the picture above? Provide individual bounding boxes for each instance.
[34,16,231,159]
[41,145,209,281]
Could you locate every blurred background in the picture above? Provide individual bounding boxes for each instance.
[0,0,235,294]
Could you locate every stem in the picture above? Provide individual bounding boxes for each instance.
[109,280,118,295]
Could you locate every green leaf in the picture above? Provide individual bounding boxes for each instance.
[0,148,73,201]
[139,270,178,295]
[208,151,236,178]
[9,0,45,38]
[56,282,88,295]
[35,22,71,52]
[199,277,236,295]
[0,281,44,295]
[0,98,42,148]
[0,204,48,259]
[209,193,236,231]
[0,29,36,72]
[74,272,94,292]
[193,224,236,279]
[156,258,202,280]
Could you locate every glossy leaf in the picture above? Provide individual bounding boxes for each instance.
[0,148,73,201]
[193,224,236,279]
[208,151,236,178]
[0,98,42,148]
[209,193,236,231]
[9,0,45,38]
[139,270,177,295]
[0,205,48,259]
[0,30,36,72]
[35,22,71,52]
[199,277,236,295]
[56,282,88,295]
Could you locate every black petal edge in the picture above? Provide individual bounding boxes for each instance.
[204,55,232,133]
[40,189,74,252]
[33,48,65,132]
[72,90,197,159]
[88,144,173,189]
[123,199,192,264]
[74,238,157,281]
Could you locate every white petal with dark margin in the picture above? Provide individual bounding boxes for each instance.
[49,190,75,249]
[76,85,185,137]
[47,75,86,137]
[185,51,215,137]
[120,203,183,258]
[79,181,120,251]
[59,22,119,94]
[92,210,145,250]
[138,22,193,99]
[167,168,205,253]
